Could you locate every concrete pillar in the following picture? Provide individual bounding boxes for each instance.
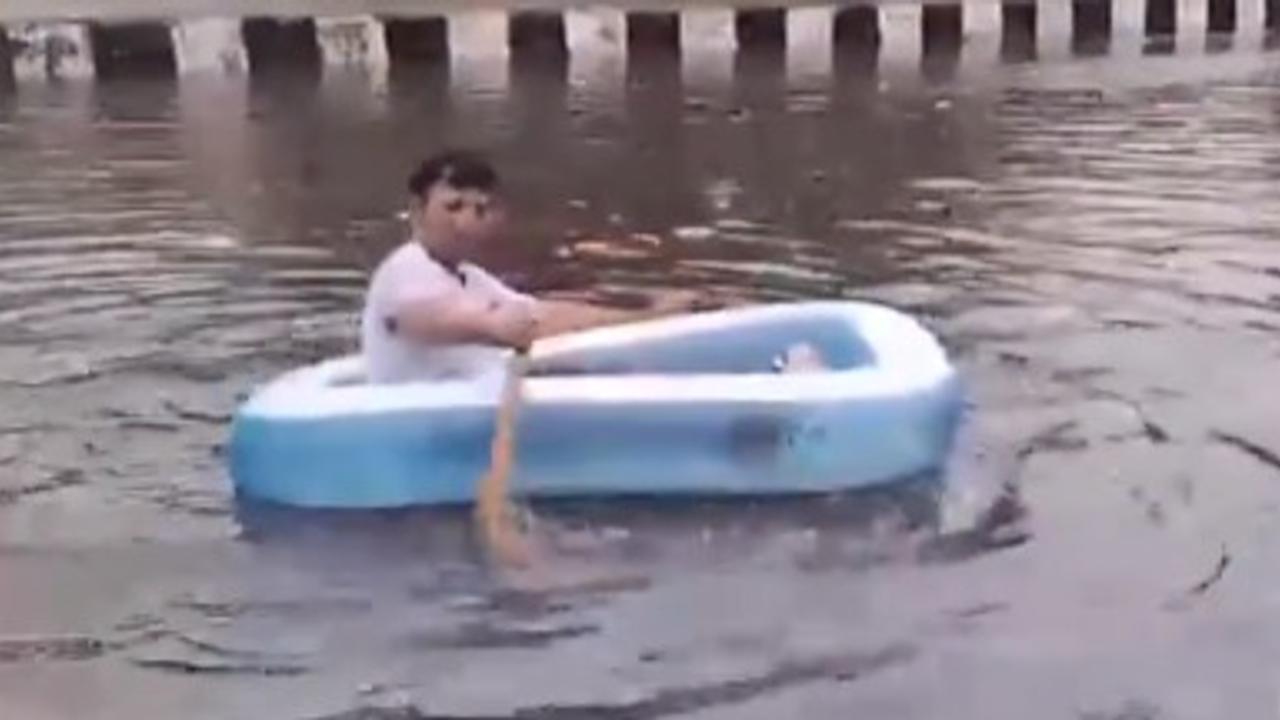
[315,16,387,68]
[1001,0,1037,61]
[173,19,246,74]
[735,8,786,51]
[0,26,13,91]
[627,11,679,55]
[1145,0,1176,36]
[786,7,831,87]
[88,22,176,79]
[384,17,447,64]
[679,8,733,91]
[921,3,963,58]
[508,11,567,62]
[10,23,93,80]
[241,17,321,75]
[1207,0,1236,34]
[1072,0,1112,55]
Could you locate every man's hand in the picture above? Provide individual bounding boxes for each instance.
[487,299,538,351]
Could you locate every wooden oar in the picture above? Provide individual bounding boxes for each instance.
[474,348,535,569]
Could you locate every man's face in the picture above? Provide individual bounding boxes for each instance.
[416,181,503,261]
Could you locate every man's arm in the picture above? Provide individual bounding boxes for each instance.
[532,290,705,339]
[391,291,534,350]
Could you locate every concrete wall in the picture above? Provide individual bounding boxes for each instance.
[2,0,1279,84]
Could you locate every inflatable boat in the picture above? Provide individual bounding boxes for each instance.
[228,301,963,508]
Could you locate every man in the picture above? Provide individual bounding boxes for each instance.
[361,149,689,384]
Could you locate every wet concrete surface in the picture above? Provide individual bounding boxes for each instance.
[4,23,1280,720]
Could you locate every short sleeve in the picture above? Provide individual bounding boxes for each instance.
[368,244,459,322]
[460,264,537,310]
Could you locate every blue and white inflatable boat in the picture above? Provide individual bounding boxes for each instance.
[229,301,963,508]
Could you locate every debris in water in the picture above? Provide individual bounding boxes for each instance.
[1187,545,1231,596]
[0,635,107,663]
[407,620,599,650]
[1142,420,1170,444]
[1049,366,1112,384]
[161,398,231,425]
[1145,500,1167,527]
[1127,486,1168,526]
[1102,317,1162,330]
[130,656,308,676]
[1210,430,1280,473]
[120,419,182,433]
[997,351,1030,367]
[973,482,1031,547]
[948,601,1010,620]
[1018,420,1086,458]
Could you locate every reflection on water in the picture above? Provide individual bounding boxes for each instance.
[5,24,1280,718]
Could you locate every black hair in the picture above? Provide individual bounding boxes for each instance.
[407,149,499,200]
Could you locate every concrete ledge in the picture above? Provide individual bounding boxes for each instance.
[1,0,845,23]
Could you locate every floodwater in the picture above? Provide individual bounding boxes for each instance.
[5,13,1280,720]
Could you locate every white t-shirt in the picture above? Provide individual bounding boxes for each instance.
[360,241,536,384]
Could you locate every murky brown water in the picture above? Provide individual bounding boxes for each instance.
[5,27,1280,720]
